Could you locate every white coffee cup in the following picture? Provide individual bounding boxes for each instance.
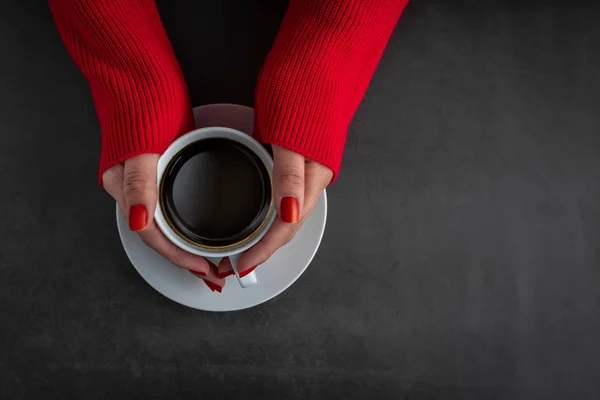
[154,126,275,288]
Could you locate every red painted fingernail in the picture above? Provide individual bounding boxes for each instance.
[239,265,257,278]
[129,204,148,231]
[202,280,215,292]
[280,197,299,223]
[217,270,234,279]
[191,270,207,277]
[204,280,223,293]
[207,281,222,293]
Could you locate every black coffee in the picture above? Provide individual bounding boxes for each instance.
[160,138,271,247]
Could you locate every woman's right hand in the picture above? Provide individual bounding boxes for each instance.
[102,154,226,292]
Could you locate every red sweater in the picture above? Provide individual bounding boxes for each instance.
[49,0,408,183]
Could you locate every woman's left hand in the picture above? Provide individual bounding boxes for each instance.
[216,145,332,279]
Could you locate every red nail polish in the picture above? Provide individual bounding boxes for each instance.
[205,280,223,293]
[239,265,257,278]
[129,204,148,231]
[203,280,215,292]
[280,197,299,223]
[217,270,234,279]
[191,270,207,277]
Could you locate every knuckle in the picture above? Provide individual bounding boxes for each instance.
[123,170,151,196]
[163,246,185,267]
[102,169,120,189]
[279,165,304,186]
[284,225,296,245]
[260,251,274,264]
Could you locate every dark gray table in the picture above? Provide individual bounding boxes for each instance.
[2,1,599,399]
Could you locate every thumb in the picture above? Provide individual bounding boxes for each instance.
[272,145,304,223]
[123,154,160,232]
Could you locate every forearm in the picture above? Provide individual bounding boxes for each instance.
[49,0,193,182]
[255,0,409,180]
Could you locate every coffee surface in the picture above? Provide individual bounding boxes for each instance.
[161,138,270,246]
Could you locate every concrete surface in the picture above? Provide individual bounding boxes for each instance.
[1,1,599,399]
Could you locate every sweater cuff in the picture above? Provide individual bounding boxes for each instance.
[253,54,349,182]
[95,80,194,185]
[253,0,409,182]
[48,0,195,186]
[254,84,345,182]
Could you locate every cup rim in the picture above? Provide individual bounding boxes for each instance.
[154,126,276,258]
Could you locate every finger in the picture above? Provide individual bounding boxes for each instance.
[103,162,223,293]
[122,154,160,232]
[238,191,318,272]
[138,222,226,288]
[238,218,296,270]
[190,264,225,293]
[238,160,332,271]
[272,145,304,223]
[216,257,234,279]
[191,261,224,285]
[102,164,126,213]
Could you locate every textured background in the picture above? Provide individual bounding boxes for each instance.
[1,1,600,399]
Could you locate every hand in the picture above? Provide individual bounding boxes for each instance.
[217,146,333,278]
[102,154,226,292]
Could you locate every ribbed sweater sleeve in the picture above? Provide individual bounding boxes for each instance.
[48,0,194,184]
[254,0,408,180]
[49,0,408,183]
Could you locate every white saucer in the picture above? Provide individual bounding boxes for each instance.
[116,104,327,311]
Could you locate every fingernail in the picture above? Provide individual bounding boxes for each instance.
[280,197,299,223]
[129,204,148,231]
[239,265,257,278]
[217,270,234,279]
[206,281,222,293]
[203,280,222,293]
[202,280,215,292]
[191,270,207,277]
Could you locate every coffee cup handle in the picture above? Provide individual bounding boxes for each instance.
[228,253,258,288]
